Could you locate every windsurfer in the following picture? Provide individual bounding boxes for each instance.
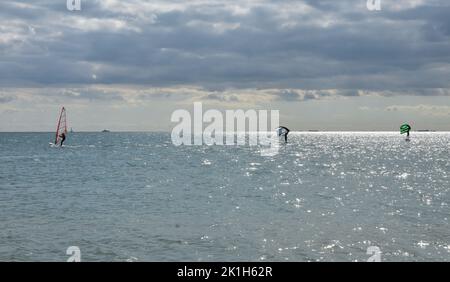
[59,132,66,146]
[400,124,411,141]
[277,126,290,143]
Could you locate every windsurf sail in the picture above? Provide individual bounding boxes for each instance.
[277,126,290,136]
[400,124,411,135]
[54,107,67,145]
[277,126,290,142]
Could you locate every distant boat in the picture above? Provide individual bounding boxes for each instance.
[102,129,110,133]
[70,128,74,133]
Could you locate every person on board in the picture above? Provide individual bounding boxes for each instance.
[59,132,66,147]
[401,124,411,141]
[277,126,290,143]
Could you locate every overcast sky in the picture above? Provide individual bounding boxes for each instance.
[0,0,449,131]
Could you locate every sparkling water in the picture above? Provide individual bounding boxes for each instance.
[0,132,449,261]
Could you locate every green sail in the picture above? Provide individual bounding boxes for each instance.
[400,124,411,134]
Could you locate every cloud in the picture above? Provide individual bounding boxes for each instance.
[385,104,450,116]
[339,89,360,97]
[361,88,450,97]
[203,93,240,102]
[0,95,15,103]
[276,90,301,101]
[274,89,362,101]
[59,88,125,101]
[0,0,449,94]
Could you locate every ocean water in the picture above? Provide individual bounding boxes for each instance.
[0,132,449,262]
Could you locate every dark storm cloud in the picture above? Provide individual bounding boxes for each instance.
[1,0,449,95]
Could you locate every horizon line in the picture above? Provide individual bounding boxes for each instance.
[0,130,448,133]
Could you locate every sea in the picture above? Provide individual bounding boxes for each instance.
[0,132,449,262]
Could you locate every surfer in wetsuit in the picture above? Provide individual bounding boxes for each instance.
[277,126,290,143]
[59,132,66,147]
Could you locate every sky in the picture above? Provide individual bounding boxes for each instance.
[0,0,449,131]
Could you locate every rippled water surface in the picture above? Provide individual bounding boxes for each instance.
[0,132,449,261]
